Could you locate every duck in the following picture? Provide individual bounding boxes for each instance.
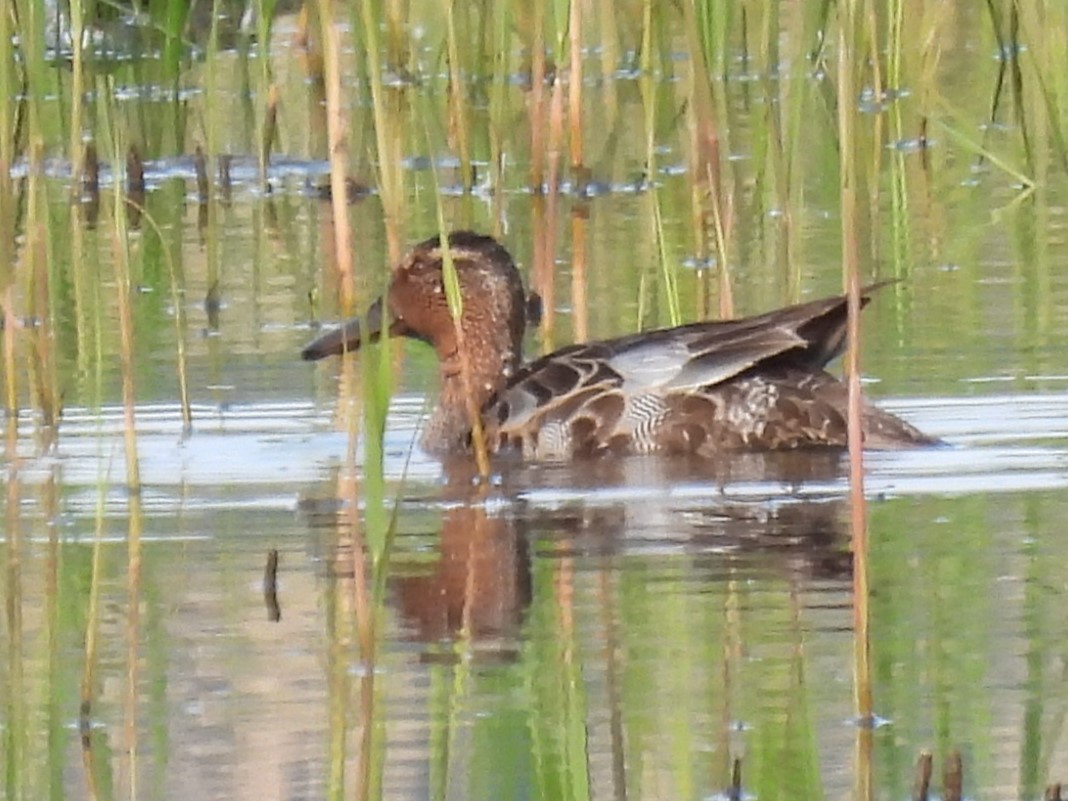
[302,231,938,460]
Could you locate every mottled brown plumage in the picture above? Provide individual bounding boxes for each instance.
[302,231,938,460]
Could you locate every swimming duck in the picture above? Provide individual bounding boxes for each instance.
[302,231,937,459]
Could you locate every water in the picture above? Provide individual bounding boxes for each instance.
[5,5,1068,800]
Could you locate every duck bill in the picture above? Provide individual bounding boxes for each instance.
[301,298,409,361]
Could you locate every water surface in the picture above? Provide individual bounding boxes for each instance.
[4,4,1068,800]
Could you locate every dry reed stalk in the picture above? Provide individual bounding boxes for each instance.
[531,198,555,352]
[570,208,589,342]
[596,0,619,113]
[567,0,584,185]
[529,0,548,192]
[541,67,566,315]
[384,0,409,71]
[294,4,324,85]
[316,0,355,312]
[837,0,873,738]
[67,0,88,181]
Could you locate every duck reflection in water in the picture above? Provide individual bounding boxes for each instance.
[313,451,856,658]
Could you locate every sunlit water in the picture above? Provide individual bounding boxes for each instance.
[8,389,1068,799]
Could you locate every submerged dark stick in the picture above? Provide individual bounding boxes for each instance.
[264,549,281,622]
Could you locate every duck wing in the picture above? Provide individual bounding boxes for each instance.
[483,289,872,456]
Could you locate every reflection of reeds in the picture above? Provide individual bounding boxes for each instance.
[97,77,142,492]
[3,417,25,797]
[27,141,59,433]
[80,477,110,800]
[0,0,18,418]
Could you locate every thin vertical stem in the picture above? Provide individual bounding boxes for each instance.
[837,0,873,784]
[567,0,584,179]
[445,0,473,189]
[529,0,547,192]
[358,0,405,262]
[318,0,355,312]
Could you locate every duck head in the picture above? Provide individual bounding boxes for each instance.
[302,231,533,451]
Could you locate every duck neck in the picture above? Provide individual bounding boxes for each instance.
[423,342,520,453]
